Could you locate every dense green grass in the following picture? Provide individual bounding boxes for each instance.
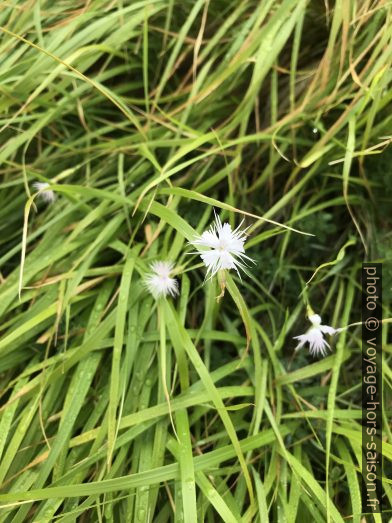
[0,1,391,521]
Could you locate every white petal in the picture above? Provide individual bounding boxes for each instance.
[33,182,50,191]
[219,222,246,253]
[309,314,322,326]
[320,324,338,335]
[33,181,56,203]
[150,261,174,278]
[307,328,330,356]
[190,213,255,279]
[145,261,178,298]
[294,313,344,358]
[293,327,330,357]
[194,229,220,249]
[217,250,237,270]
[218,223,234,243]
[293,334,308,352]
[200,250,223,277]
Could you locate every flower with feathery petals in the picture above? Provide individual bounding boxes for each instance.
[33,182,56,203]
[145,261,178,299]
[191,213,254,278]
[293,313,341,357]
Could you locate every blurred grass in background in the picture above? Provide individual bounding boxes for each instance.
[0,0,391,521]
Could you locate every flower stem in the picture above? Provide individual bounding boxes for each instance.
[216,269,226,302]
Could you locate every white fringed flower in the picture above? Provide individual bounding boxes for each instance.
[293,313,340,357]
[33,182,56,203]
[145,261,178,299]
[191,213,254,278]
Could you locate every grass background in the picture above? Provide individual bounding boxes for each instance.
[0,0,391,521]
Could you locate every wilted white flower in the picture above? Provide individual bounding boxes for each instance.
[191,213,254,278]
[33,182,56,203]
[145,261,178,299]
[293,313,341,357]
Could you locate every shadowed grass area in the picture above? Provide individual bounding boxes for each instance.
[0,1,391,521]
